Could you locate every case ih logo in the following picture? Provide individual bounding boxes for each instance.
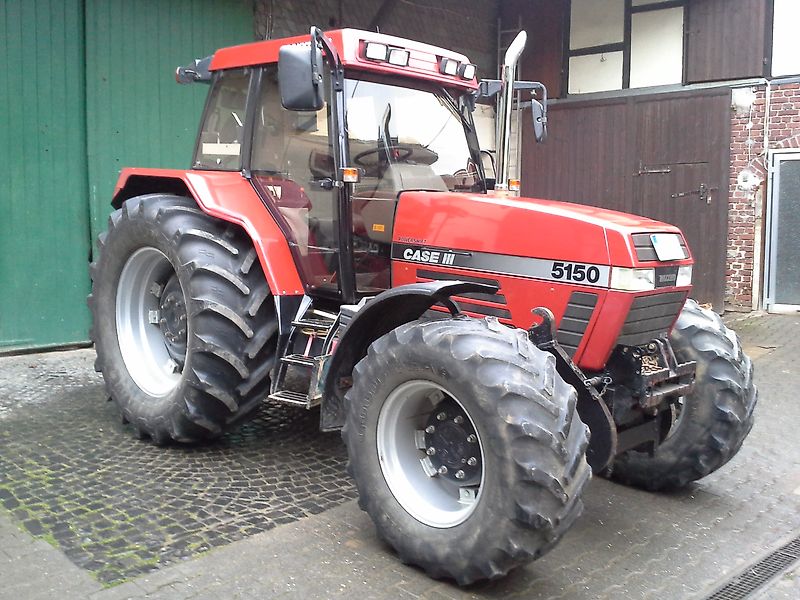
[655,266,679,288]
[402,247,457,265]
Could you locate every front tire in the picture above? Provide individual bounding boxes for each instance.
[342,316,591,584]
[89,194,278,443]
[612,299,757,490]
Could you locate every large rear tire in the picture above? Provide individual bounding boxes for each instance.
[89,194,277,443]
[342,316,591,585]
[612,299,757,490]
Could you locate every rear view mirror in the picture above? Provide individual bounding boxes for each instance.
[278,42,324,111]
[531,99,547,143]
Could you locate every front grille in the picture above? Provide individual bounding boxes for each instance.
[416,269,511,319]
[617,291,687,347]
[557,292,598,357]
[632,232,688,262]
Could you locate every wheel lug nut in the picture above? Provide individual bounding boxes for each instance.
[467,457,477,466]
[467,434,477,443]
[437,466,448,475]
[455,470,465,480]
[159,318,167,327]
[426,447,436,456]
[436,412,447,421]
[453,415,464,425]
[425,425,435,434]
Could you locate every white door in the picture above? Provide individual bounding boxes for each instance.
[765,152,800,312]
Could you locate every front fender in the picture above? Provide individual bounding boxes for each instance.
[320,280,498,431]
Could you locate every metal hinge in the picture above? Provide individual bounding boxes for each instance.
[636,160,672,176]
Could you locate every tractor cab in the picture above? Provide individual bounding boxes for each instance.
[187,28,534,305]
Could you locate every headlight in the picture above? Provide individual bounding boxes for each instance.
[610,267,655,292]
[676,265,692,286]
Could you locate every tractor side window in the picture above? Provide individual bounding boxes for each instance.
[193,68,251,171]
[250,66,339,294]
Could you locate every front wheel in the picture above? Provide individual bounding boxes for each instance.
[342,316,591,585]
[612,299,757,490]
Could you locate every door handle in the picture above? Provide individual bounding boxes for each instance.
[671,183,718,205]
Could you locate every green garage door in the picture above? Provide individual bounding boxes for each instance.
[0,0,252,352]
[85,0,253,246]
[0,0,91,351]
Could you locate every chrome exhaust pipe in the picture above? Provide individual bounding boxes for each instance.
[495,31,527,192]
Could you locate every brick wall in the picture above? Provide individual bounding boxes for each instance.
[253,0,498,78]
[728,82,800,309]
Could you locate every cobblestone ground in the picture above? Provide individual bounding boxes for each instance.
[1,313,799,599]
[0,350,356,585]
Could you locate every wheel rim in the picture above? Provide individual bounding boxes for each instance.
[377,380,485,528]
[115,247,186,397]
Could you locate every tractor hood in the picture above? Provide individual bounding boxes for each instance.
[392,191,690,268]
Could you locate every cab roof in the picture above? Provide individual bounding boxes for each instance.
[209,29,479,90]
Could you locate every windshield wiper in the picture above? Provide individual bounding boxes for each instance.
[441,89,473,132]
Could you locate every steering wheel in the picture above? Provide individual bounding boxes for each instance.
[353,145,414,166]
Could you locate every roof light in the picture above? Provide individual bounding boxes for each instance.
[439,57,459,76]
[365,42,388,61]
[459,63,477,80]
[388,48,410,66]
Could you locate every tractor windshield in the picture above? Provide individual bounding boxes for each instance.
[344,77,481,194]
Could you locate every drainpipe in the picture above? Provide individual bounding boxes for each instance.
[732,78,769,310]
[494,31,527,192]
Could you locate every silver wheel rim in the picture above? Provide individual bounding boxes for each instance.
[376,380,485,528]
[115,247,184,397]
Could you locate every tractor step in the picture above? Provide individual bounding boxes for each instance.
[267,389,310,407]
[281,353,315,368]
[291,317,336,334]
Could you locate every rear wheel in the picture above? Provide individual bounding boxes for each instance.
[342,316,591,584]
[89,194,278,443]
[612,299,757,490]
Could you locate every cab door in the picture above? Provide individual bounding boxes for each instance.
[249,66,341,297]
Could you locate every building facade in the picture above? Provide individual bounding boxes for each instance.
[2,0,797,351]
[503,0,800,312]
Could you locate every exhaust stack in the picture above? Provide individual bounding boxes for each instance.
[495,31,527,192]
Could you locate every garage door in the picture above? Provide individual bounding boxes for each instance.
[0,0,92,351]
[0,0,252,352]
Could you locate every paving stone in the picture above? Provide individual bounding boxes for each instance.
[0,350,357,586]
[1,314,799,599]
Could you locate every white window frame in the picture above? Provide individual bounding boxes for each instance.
[565,0,687,95]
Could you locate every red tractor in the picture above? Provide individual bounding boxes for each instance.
[89,28,756,584]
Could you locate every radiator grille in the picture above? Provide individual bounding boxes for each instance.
[557,292,598,357]
[416,269,511,320]
[617,291,687,347]
[632,233,689,262]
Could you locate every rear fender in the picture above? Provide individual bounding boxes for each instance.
[320,280,498,431]
[111,168,305,296]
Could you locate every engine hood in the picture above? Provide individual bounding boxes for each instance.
[393,191,689,267]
